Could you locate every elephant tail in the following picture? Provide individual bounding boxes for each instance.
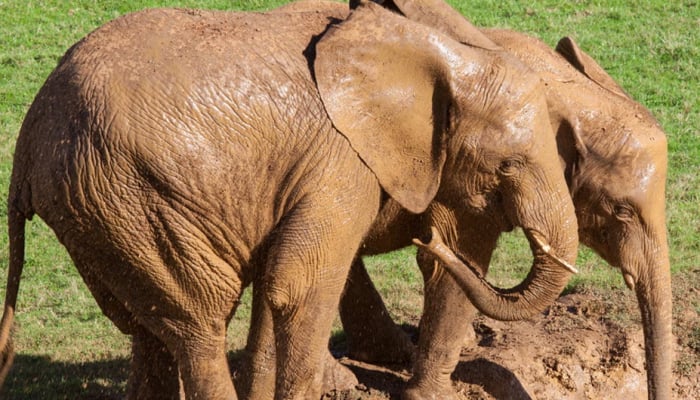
[0,195,31,388]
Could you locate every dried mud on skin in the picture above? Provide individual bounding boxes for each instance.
[322,269,700,400]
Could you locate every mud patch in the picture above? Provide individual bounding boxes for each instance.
[323,268,700,399]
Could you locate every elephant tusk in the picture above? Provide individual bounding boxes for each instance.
[623,272,636,291]
[412,226,464,268]
[529,232,579,274]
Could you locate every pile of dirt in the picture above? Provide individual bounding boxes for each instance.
[325,268,700,399]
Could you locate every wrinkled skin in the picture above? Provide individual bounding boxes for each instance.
[0,2,577,399]
[324,4,670,400]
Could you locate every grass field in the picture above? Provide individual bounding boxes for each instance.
[0,0,698,398]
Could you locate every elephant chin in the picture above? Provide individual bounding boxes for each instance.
[414,226,576,321]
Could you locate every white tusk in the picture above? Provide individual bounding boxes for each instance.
[623,272,636,291]
[530,233,579,274]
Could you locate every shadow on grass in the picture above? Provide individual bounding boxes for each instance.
[0,354,130,400]
[0,351,250,399]
[0,340,533,399]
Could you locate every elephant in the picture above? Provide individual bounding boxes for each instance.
[295,2,668,399]
[249,1,672,399]
[0,1,579,399]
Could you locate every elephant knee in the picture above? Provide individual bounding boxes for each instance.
[264,271,304,315]
[266,283,292,312]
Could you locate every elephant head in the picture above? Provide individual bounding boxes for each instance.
[353,1,670,395]
[315,1,578,320]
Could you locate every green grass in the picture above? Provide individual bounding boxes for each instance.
[0,0,698,397]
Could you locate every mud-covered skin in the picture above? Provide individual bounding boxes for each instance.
[0,2,579,399]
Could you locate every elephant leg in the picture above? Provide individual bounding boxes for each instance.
[320,348,359,393]
[155,320,234,400]
[403,255,476,400]
[66,258,181,399]
[236,278,277,400]
[240,276,358,399]
[339,257,415,363]
[264,191,377,399]
[127,325,183,400]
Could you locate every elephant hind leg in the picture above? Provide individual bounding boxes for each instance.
[69,213,242,399]
[236,273,277,400]
[177,333,234,399]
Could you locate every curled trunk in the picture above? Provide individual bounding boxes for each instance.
[414,225,575,321]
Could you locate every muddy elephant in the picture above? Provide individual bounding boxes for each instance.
[296,2,669,399]
[0,2,578,399]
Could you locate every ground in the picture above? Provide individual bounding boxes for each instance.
[1,270,697,399]
[321,267,700,400]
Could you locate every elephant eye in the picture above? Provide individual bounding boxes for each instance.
[613,204,634,220]
[498,158,521,176]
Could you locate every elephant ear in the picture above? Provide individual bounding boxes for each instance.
[315,1,452,213]
[555,37,630,99]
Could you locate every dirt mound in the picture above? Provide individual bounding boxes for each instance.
[325,268,700,399]
[453,294,647,399]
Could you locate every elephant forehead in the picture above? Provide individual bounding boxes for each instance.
[583,151,664,209]
[503,102,542,144]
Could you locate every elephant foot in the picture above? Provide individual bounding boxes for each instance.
[347,325,415,364]
[321,352,358,394]
[402,380,459,400]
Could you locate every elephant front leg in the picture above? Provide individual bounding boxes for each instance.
[240,277,359,399]
[403,253,477,400]
[127,326,183,400]
[339,257,415,364]
[264,191,378,399]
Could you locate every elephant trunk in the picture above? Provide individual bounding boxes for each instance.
[625,231,673,400]
[636,273,673,400]
[415,164,579,321]
[415,225,576,321]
